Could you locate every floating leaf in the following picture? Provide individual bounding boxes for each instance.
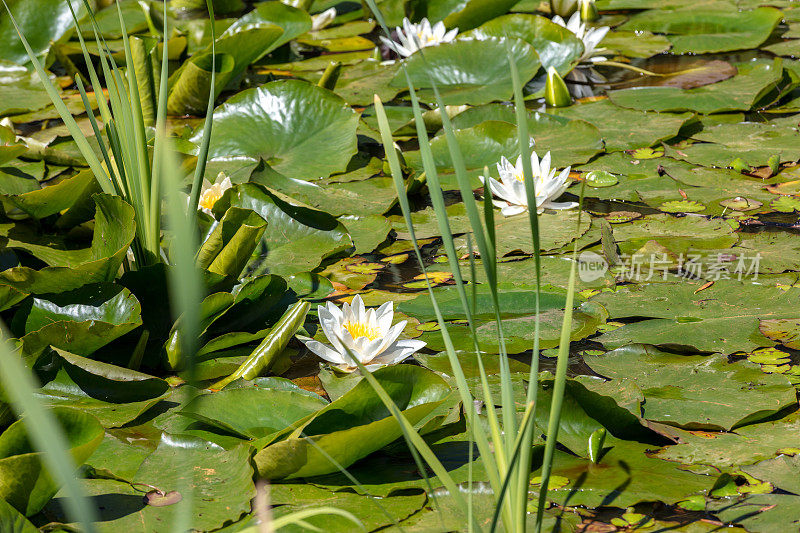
[585,170,618,187]
[390,37,541,105]
[584,345,796,430]
[0,407,103,516]
[197,80,359,180]
[659,199,706,213]
[609,60,783,113]
[621,8,783,54]
[466,14,584,73]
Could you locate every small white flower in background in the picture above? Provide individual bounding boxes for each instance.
[479,151,576,217]
[197,173,232,214]
[551,12,609,64]
[300,294,426,372]
[311,7,336,31]
[379,17,458,57]
[551,12,609,97]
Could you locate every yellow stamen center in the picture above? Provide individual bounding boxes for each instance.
[198,187,223,211]
[343,321,381,341]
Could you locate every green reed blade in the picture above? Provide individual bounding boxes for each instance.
[336,337,481,532]
[534,181,587,533]
[507,42,547,529]
[0,328,98,532]
[188,0,219,214]
[374,95,501,495]
[0,0,113,195]
[489,402,536,532]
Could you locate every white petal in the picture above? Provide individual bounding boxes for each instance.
[373,321,406,356]
[541,200,579,211]
[375,301,394,332]
[501,205,527,217]
[373,339,427,365]
[301,338,346,365]
[351,294,367,323]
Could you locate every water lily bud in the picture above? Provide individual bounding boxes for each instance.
[311,7,336,31]
[767,154,780,176]
[317,61,341,91]
[545,66,572,107]
[730,157,751,173]
[550,0,578,17]
[580,0,600,22]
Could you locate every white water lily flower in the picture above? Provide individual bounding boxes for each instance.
[552,12,609,64]
[300,294,426,372]
[479,151,576,216]
[197,174,232,214]
[311,7,336,31]
[379,17,458,57]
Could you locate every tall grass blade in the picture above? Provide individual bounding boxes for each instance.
[534,182,587,533]
[188,0,219,213]
[507,42,546,530]
[489,402,536,532]
[0,329,98,531]
[367,0,507,476]
[374,94,502,494]
[0,0,113,194]
[335,335,481,532]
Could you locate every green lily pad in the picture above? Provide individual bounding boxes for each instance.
[254,365,451,479]
[340,214,392,254]
[179,386,327,439]
[552,99,692,152]
[594,281,800,353]
[0,498,36,533]
[415,301,607,354]
[584,345,796,430]
[655,410,800,468]
[759,318,800,349]
[450,106,604,166]
[16,283,143,356]
[34,349,170,427]
[197,80,360,180]
[406,114,600,189]
[611,213,737,254]
[585,170,619,187]
[742,455,800,495]
[659,199,706,212]
[431,0,525,31]
[483,209,592,257]
[390,37,541,105]
[221,183,352,276]
[131,435,255,532]
[0,194,136,294]
[675,116,800,168]
[0,0,88,64]
[708,494,800,532]
[600,30,672,58]
[770,196,800,212]
[399,283,570,322]
[271,483,427,532]
[196,207,268,280]
[253,170,398,217]
[621,7,783,54]
[735,232,800,273]
[0,169,98,220]
[0,407,103,516]
[539,440,714,508]
[609,60,783,113]
[466,14,584,73]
